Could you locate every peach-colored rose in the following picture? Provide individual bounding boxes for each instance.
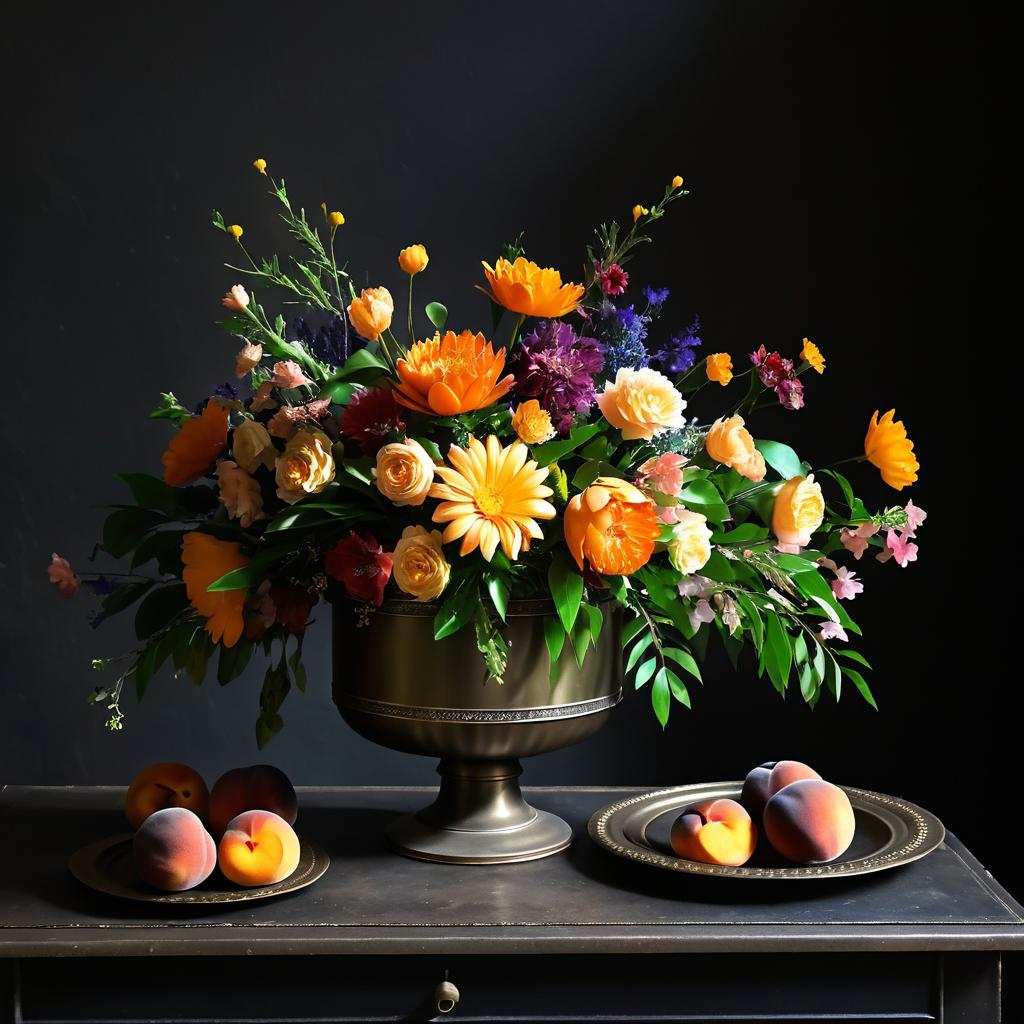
[231,419,277,473]
[666,510,713,575]
[374,438,436,506]
[511,400,557,444]
[347,286,394,342]
[216,461,267,528]
[47,553,80,599]
[390,525,450,601]
[275,429,336,504]
[772,474,825,552]
[705,415,766,482]
[249,381,277,413]
[234,341,263,378]
[266,398,332,439]
[596,367,686,440]
[221,285,249,312]
[271,360,313,389]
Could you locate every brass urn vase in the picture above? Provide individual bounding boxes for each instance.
[332,598,623,863]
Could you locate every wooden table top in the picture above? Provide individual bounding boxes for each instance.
[2,785,1022,957]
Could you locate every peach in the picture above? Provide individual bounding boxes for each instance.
[209,764,297,837]
[125,762,209,830]
[739,761,779,822]
[763,778,856,864]
[670,798,757,867]
[767,760,821,797]
[133,807,216,891]
[218,809,300,886]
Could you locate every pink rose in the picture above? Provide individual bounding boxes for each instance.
[47,553,80,599]
[270,360,313,389]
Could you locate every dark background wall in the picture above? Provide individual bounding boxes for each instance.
[1,0,1014,970]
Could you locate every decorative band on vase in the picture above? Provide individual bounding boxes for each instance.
[334,689,623,723]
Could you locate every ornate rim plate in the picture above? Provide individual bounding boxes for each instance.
[588,781,945,879]
[68,833,330,904]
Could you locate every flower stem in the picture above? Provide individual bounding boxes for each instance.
[407,275,415,346]
[509,313,526,349]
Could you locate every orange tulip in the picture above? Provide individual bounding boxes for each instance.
[161,403,229,486]
[393,330,514,416]
[479,256,584,318]
[181,532,250,647]
[347,287,394,342]
[564,477,661,576]
[398,244,429,275]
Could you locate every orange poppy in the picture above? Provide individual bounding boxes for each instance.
[564,477,661,576]
[161,403,229,486]
[181,532,250,648]
[864,409,919,490]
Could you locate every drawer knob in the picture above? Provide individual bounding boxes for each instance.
[435,977,460,1014]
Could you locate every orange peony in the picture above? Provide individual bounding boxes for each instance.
[161,403,229,486]
[564,477,661,576]
[705,415,766,482]
[865,409,919,490]
[430,435,556,561]
[393,330,514,416]
[511,400,557,444]
[181,532,250,647]
[479,256,584,318]
[347,286,394,341]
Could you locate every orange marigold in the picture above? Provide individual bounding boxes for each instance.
[865,409,919,490]
[479,256,584,318]
[393,330,514,416]
[161,403,229,486]
[181,532,250,648]
[564,477,661,576]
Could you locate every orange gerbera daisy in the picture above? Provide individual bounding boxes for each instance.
[479,256,584,318]
[393,330,514,416]
[181,532,250,647]
[564,477,661,576]
[161,403,229,486]
[864,409,919,490]
[429,435,556,561]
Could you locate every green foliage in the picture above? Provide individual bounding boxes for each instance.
[548,554,584,633]
[474,606,509,683]
[531,422,604,467]
[425,302,448,331]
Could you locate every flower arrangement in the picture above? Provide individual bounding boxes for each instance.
[51,162,924,746]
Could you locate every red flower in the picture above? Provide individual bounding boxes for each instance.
[749,345,795,389]
[595,260,629,296]
[269,584,317,635]
[325,532,393,605]
[338,387,406,455]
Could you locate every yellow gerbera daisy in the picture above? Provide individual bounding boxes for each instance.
[801,337,826,374]
[864,409,919,490]
[478,256,584,318]
[429,435,556,561]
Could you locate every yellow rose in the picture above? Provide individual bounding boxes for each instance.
[398,244,429,275]
[511,400,556,444]
[275,429,335,505]
[391,525,451,601]
[596,367,686,440]
[705,352,733,385]
[772,474,825,550]
[231,419,276,473]
[666,509,713,575]
[373,437,436,506]
[347,286,394,341]
[705,415,766,482]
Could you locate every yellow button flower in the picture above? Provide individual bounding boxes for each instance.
[226,224,243,240]
[801,338,825,374]
[632,204,649,222]
[398,244,429,275]
[865,409,919,490]
[671,175,684,189]
[252,158,267,175]
[706,353,734,385]
[511,400,556,444]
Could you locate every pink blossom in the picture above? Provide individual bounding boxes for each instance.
[249,381,278,413]
[47,553,80,599]
[688,598,716,631]
[881,528,918,568]
[840,522,879,560]
[904,500,927,534]
[817,556,839,573]
[221,284,250,312]
[266,398,332,439]
[818,620,848,642]
[677,575,713,599]
[270,360,314,389]
[234,341,263,378]
[594,260,629,296]
[636,452,688,496]
[830,566,864,601]
[657,505,681,525]
[774,541,804,555]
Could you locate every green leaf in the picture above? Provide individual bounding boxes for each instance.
[218,639,254,686]
[755,440,803,479]
[149,392,191,426]
[329,348,390,384]
[626,631,655,672]
[342,455,375,485]
[134,583,188,641]
[732,591,763,651]
[634,656,658,689]
[181,628,215,685]
[842,667,878,710]
[662,646,702,683]
[485,573,510,622]
[548,463,570,504]
[102,507,167,558]
[425,301,449,331]
[664,667,691,708]
[821,468,856,512]
[548,555,584,633]
[794,570,861,633]
[651,668,671,728]
[412,435,443,463]
[582,602,603,646]
[130,529,186,574]
[571,460,622,490]
[771,552,819,574]
[474,606,509,682]
[101,580,156,617]
[544,616,566,681]
[569,613,592,668]
[763,615,792,695]
[323,380,359,405]
[678,481,729,523]
[530,422,604,467]
[256,656,291,748]
[433,579,479,640]
[133,639,165,702]
[712,522,769,544]
[208,546,296,592]
[118,473,179,515]
[836,649,873,670]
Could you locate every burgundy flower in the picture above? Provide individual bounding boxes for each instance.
[750,345,794,389]
[339,387,406,455]
[775,377,805,410]
[595,260,629,297]
[325,532,393,606]
[269,584,317,635]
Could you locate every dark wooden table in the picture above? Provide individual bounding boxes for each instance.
[1,785,1021,1023]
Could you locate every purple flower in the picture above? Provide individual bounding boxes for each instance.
[293,313,358,368]
[652,317,702,375]
[509,320,604,435]
[214,382,238,400]
[642,285,670,308]
[775,377,804,410]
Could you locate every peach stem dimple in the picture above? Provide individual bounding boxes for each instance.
[245,840,258,853]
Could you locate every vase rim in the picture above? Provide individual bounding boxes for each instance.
[333,592,615,618]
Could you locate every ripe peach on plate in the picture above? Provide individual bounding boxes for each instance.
[218,809,300,886]
[670,798,757,867]
[133,807,216,891]
[209,765,297,837]
[125,762,209,830]
[763,778,856,864]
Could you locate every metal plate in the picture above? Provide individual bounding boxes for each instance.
[588,781,945,879]
[68,833,330,904]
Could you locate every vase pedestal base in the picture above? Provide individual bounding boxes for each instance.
[384,757,573,864]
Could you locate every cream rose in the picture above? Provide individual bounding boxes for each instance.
[275,429,335,504]
[373,437,436,506]
[666,509,713,575]
[216,461,267,528]
[772,474,825,551]
[232,419,277,473]
[391,525,451,601]
[704,415,766,482]
[596,367,686,440]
